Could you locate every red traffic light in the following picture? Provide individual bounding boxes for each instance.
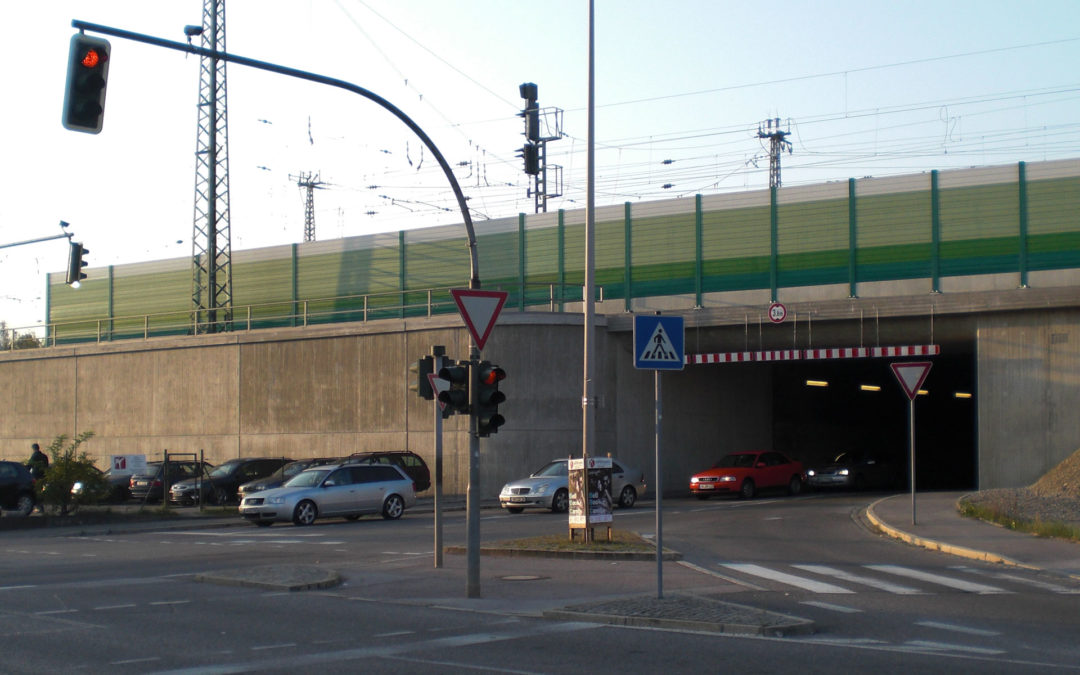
[479,364,505,385]
[80,48,103,69]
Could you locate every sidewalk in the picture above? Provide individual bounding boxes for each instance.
[866,491,1080,579]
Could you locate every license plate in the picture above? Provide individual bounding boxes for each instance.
[697,484,714,490]
[509,497,527,503]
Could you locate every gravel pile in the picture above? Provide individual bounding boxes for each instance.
[962,448,1080,526]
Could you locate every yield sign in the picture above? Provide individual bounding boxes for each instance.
[451,288,507,351]
[891,361,932,401]
[428,372,450,411]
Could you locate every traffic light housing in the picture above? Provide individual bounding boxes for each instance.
[63,34,111,134]
[437,361,470,416]
[409,356,434,400]
[475,361,506,436]
[66,240,89,286]
[520,143,540,176]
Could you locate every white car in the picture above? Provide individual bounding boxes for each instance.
[499,457,647,513]
[239,462,415,527]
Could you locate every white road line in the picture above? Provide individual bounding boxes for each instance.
[0,585,37,591]
[111,657,162,666]
[915,620,1000,636]
[677,560,766,590]
[951,566,1080,594]
[35,609,78,615]
[149,600,191,606]
[94,604,137,611]
[373,631,416,638]
[721,563,853,593]
[800,600,863,613]
[865,565,1009,594]
[903,640,1006,656]
[793,564,924,595]
[251,643,297,651]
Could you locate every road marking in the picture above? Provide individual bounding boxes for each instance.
[951,566,1080,594]
[721,563,853,593]
[865,565,1009,594]
[903,640,1006,655]
[800,600,862,613]
[94,604,137,611]
[915,620,1000,636]
[111,657,162,666]
[251,643,297,651]
[374,631,416,638]
[0,585,36,591]
[149,600,191,606]
[793,564,923,595]
[35,609,78,615]
[677,560,766,590]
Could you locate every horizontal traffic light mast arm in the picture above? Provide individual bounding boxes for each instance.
[0,232,72,251]
[69,19,480,290]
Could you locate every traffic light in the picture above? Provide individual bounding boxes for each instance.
[519,143,540,176]
[475,361,506,437]
[437,360,470,416]
[66,240,89,287]
[409,356,434,400]
[62,33,111,134]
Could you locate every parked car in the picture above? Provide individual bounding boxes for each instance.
[499,457,648,514]
[129,460,212,503]
[170,457,292,506]
[806,450,898,490]
[346,451,431,492]
[0,460,36,516]
[239,462,416,526]
[237,457,341,500]
[689,450,804,500]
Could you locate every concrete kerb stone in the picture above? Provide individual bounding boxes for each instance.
[194,565,341,592]
[864,496,1038,570]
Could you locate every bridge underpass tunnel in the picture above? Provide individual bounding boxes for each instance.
[770,349,976,491]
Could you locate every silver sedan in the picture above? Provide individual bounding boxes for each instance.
[499,457,647,513]
[239,462,415,527]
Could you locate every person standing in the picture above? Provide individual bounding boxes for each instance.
[27,443,49,479]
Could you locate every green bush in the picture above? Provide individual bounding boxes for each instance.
[36,431,107,515]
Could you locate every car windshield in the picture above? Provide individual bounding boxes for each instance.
[208,461,242,479]
[714,454,757,468]
[285,469,331,488]
[532,461,568,477]
[832,452,853,464]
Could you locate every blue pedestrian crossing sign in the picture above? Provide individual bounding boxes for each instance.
[634,315,685,370]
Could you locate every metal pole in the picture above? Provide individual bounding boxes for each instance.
[655,370,663,599]
[581,0,596,544]
[432,347,445,568]
[910,398,917,526]
[466,347,480,597]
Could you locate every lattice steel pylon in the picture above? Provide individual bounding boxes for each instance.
[290,172,326,242]
[190,0,233,332]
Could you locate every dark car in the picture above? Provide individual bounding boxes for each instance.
[237,457,341,501]
[0,460,36,516]
[169,457,293,506]
[806,450,898,491]
[129,461,212,503]
[345,451,431,492]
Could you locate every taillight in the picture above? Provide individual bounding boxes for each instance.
[412,481,416,493]
[152,479,162,487]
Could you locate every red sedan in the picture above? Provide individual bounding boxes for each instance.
[689,450,805,499]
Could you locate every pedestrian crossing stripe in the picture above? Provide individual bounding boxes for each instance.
[639,323,680,363]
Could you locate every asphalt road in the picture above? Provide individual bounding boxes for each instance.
[2,492,1079,673]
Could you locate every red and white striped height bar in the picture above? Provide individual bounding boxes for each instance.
[686,344,939,365]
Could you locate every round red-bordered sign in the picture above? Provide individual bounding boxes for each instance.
[768,302,787,323]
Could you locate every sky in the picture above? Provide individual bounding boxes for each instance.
[2,0,1079,331]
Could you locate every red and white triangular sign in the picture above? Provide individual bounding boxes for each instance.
[451,289,507,351]
[428,373,450,411]
[891,361,932,401]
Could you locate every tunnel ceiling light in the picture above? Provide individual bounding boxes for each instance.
[954,392,973,399]
[917,389,929,396]
[860,384,881,392]
[805,380,829,387]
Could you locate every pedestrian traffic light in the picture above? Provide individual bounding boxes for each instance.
[62,33,111,134]
[437,360,470,416]
[519,143,540,176]
[66,240,89,287]
[409,356,434,400]
[475,361,506,437]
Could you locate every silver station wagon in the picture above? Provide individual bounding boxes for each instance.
[239,462,416,527]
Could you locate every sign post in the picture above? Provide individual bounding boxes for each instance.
[891,361,932,526]
[634,314,685,599]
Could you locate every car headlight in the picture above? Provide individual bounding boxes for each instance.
[807,469,816,477]
[269,496,286,505]
[839,469,850,476]
[71,482,84,495]
[690,476,699,484]
[500,484,512,496]
[533,483,550,495]
[718,475,736,482]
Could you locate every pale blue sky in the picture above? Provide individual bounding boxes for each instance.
[2,0,1078,329]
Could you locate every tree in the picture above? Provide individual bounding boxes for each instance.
[36,431,107,515]
[0,321,42,350]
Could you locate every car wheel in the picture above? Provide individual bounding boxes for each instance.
[382,494,405,520]
[618,485,637,508]
[254,521,273,527]
[506,507,525,514]
[14,494,35,517]
[739,479,756,499]
[787,475,802,496]
[292,500,318,526]
[551,488,569,513]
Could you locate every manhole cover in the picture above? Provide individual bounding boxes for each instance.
[501,575,548,581]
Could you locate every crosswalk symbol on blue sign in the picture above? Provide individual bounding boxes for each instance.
[634,315,684,370]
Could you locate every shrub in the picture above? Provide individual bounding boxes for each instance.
[36,431,107,515]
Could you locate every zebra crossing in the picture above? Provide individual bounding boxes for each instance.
[715,561,1080,595]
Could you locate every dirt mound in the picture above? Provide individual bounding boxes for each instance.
[1031,447,1080,499]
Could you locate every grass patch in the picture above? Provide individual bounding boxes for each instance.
[485,530,656,553]
[958,500,1080,542]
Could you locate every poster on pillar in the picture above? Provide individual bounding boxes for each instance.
[568,457,613,526]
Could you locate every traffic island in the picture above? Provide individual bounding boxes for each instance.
[194,564,341,591]
[445,530,681,561]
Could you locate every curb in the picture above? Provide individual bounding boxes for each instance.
[194,565,341,591]
[444,545,681,562]
[864,496,1038,570]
